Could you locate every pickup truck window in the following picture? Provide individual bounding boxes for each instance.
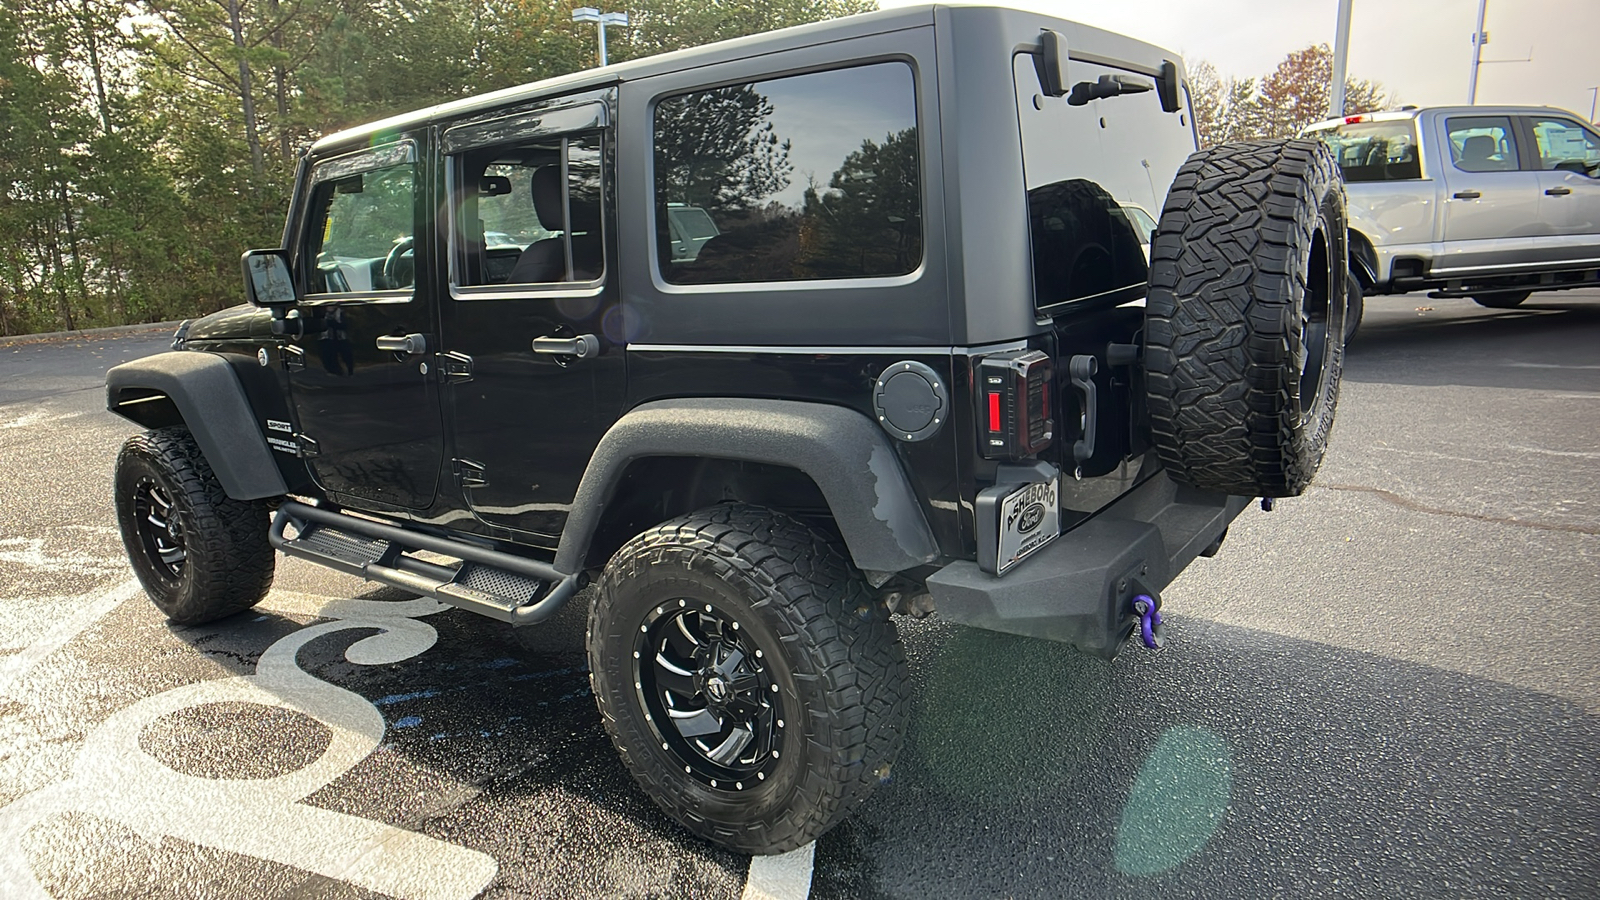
[1528,117,1600,175]
[1446,116,1520,173]
[1310,120,1421,182]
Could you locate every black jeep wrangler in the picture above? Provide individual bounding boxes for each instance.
[108,5,1346,854]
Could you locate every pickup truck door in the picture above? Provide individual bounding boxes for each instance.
[1435,114,1542,276]
[1525,115,1600,267]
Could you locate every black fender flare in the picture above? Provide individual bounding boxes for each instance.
[107,351,288,501]
[554,398,942,576]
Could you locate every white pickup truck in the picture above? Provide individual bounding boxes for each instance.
[1305,105,1600,327]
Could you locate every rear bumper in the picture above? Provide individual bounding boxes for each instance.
[925,473,1250,658]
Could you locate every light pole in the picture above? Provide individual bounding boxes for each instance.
[1466,0,1488,104]
[572,7,629,67]
[1328,0,1353,118]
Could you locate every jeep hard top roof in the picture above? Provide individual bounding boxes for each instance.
[310,3,1184,156]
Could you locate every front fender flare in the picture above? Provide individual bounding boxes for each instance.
[107,351,288,501]
[555,399,942,576]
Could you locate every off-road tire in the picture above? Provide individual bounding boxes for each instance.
[1145,138,1348,497]
[1473,291,1530,309]
[587,503,909,854]
[114,427,275,624]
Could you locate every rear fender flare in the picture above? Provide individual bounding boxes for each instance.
[107,351,288,501]
[555,399,941,576]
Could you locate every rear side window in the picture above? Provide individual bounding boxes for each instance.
[653,62,922,285]
[1310,120,1421,182]
[1446,116,1519,173]
[1528,117,1600,175]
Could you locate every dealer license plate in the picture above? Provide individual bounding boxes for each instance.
[996,477,1060,574]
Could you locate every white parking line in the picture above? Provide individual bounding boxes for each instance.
[742,841,816,900]
[0,593,498,899]
[0,579,141,699]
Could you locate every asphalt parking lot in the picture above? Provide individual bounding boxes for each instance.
[1,293,1596,899]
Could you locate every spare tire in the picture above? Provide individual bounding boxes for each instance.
[1144,139,1347,498]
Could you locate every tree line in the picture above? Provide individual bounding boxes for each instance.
[1188,43,1392,147]
[0,0,871,336]
[1,6,1385,337]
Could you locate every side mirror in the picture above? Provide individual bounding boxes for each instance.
[1157,60,1182,114]
[241,249,296,307]
[1035,29,1070,98]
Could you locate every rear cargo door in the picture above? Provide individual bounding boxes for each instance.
[1011,52,1192,516]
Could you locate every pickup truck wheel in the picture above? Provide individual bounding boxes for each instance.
[1345,270,1365,343]
[1473,291,1530,308]
[114,428,274,624]
[1145,138,1348,497]
[587,503,909,854]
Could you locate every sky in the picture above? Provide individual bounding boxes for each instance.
[878,0,1600,122]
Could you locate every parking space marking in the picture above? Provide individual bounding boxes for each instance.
[741,841,815,900]
[0,579,141,699]
[0,593,498,899]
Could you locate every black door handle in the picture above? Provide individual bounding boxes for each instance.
[1453,190,1481,199]
[1546,186,1572,196]
[532,334,600,359]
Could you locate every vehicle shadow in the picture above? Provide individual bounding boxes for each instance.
[811,617,1600,900]
[142,592,1598,900]
[1345,296,1600,390]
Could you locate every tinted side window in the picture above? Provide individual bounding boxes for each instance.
[305,152,417,294]
[1446,116,1519,173]
[653,62,921,285]
[451,133,604,289]
[1528,117,1600,175]
[1311,120,1422,182]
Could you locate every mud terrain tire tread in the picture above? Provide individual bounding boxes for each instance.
[587,502,909,854]
[115,427,275,624]
[1145,138,1347,497]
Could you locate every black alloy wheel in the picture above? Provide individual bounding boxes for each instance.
[588,502,909,854]
[114,427,275,624]
[132,478,187,580]
[638,599,785,790]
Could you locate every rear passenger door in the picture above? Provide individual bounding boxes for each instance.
[1524,115,1600,266]
[437,95,625,545]
[1436,114,1541,274]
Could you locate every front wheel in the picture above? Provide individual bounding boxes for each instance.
[1473,291,1531,309]
[114,428,275,624]
[587,503,909,854]
[1345,270,1365,344]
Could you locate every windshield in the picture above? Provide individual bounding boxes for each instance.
[1309,120,1421,182]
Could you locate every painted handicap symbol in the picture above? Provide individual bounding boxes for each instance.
[0,595,498,900]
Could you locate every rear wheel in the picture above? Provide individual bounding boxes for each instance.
[114,428,274,624]
[1144,138,1348,497]
[587,503,908,854]
[1473,291,1530,308]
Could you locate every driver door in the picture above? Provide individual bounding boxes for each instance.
[286,138,446,511]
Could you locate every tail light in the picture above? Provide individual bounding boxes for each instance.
[978,350,1053,460]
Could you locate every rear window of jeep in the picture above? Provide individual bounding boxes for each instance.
[653,62,922,285]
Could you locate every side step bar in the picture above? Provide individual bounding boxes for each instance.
[268,500,582,626]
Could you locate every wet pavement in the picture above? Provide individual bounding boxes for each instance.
[0,293,1596,898]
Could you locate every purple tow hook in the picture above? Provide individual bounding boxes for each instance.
[1132,594,1164,650]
